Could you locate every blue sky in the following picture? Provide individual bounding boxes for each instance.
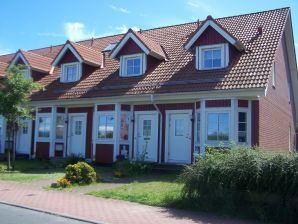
[0,0,297,60]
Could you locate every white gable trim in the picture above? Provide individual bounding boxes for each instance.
[110,32,150,59]
[52,43,83,67]
[9,52,29,68]
[185,20,237,50]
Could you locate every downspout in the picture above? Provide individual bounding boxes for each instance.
[150,94,162,164]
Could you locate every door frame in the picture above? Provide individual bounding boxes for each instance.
[165,109,192,164]
[16,119,32,154]
[134,111,159,162]
[67,113,87,157]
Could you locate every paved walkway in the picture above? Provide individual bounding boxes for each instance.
[0,181,257,224]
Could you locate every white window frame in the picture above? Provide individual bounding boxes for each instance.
[60,62,82,83]
[36,114,52,142]
[119,53,146,77]
[197,44,229,70]
[205,109,231,144]
[272,62,276,87]
[96,111,116,143]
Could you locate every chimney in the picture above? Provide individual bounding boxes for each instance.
[101,52,105,68]
[50,45,53,53]
[197,19,200,27]
[91,37,94,46]
[257,26,263,35]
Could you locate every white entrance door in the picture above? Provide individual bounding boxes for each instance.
[17,119,32,154]
[166,110,192,164]
[135,112,158,162]
[68,114,87,157]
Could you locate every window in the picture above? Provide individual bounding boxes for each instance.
[61,63,81,82]
[56,115,65,140]
[120,113,130,141]
[38,117,51,138]
[98,114,114,140]
[120,54,145,77]
[175,119,184,136]
[22,122,28,134]
[75,121,82,135]
[207,112,229,141]
[21,68,31,80]
[238,112,247,143]
[197,44,228,70]
[143,120,151,137]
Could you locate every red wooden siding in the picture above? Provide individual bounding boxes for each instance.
[96,144,114,163]
[121,104,131,111]
[68,107,93,158]
[38,107,52,113]
[251,100,259,146]
[58,50,78,66]
[258,35,296,152]
[238,100,248,108]
[206,99,231,107]
[31,119,35,155]
[97,104,115,111]
[118,38,143,56]
[15,58,25,65]
[194,26,227,46]
[36,142,50,159]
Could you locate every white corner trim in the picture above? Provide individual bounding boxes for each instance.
[111,32,150,58]
[9,52,30,68]
[52,43,83,67]
[185,20,236,50]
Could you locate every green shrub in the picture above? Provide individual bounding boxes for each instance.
[180,148,298,223]
[57,177,71,188]
[114,159,152,177]
[65,162,96,185]
[63,154,85,167]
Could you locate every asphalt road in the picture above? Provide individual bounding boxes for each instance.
[0,203,93,224]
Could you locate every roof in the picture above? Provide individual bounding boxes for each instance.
[52,40,102,67]
[0,7,291,101]
[110,29,166,60]
[0,62,8,76]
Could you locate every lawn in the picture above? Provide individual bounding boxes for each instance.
[0,159,64,182]
[88,173,183,207]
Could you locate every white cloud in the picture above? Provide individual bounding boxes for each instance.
[187,0,213,13]
[0,45,12,55]
[115,25,139,34]
[109,5,130,14]
[64,22,96,41]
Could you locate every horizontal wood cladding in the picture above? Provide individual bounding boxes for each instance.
[251,100,259,146]
[55,150,63,157]
[96,144,114,164]
[36,142,50,159]
[196,101,200,109]
[57,107,65,113]
[97,104,115,111]
[238,100,248,108]
[38,107,52,113]
[194,26,227,46]
[68,107,93,158]
[57,49,78,66]
[121,104,131,111]
[118,38,143,56]
[205,99,231,108]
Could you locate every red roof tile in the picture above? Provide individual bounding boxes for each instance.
[0,62,8,76]
[18,50,53,72]
[0,7,291,101]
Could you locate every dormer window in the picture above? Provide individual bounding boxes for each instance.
[120,54,146,77]
[21,68,31,80]
[61,62,81,83]
[197,44,229,70]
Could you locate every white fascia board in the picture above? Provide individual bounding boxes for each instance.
[52,43,83,67]
[185,20,236,50]
[29,88,265,107]
[110,32,150,59]
[9,52,30,68]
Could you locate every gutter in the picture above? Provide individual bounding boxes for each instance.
[150,94,162,164]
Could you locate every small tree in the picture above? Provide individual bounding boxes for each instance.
[0,65,43,170]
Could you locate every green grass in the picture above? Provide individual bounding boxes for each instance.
[88,174,183,207]
[0,159,64,182]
